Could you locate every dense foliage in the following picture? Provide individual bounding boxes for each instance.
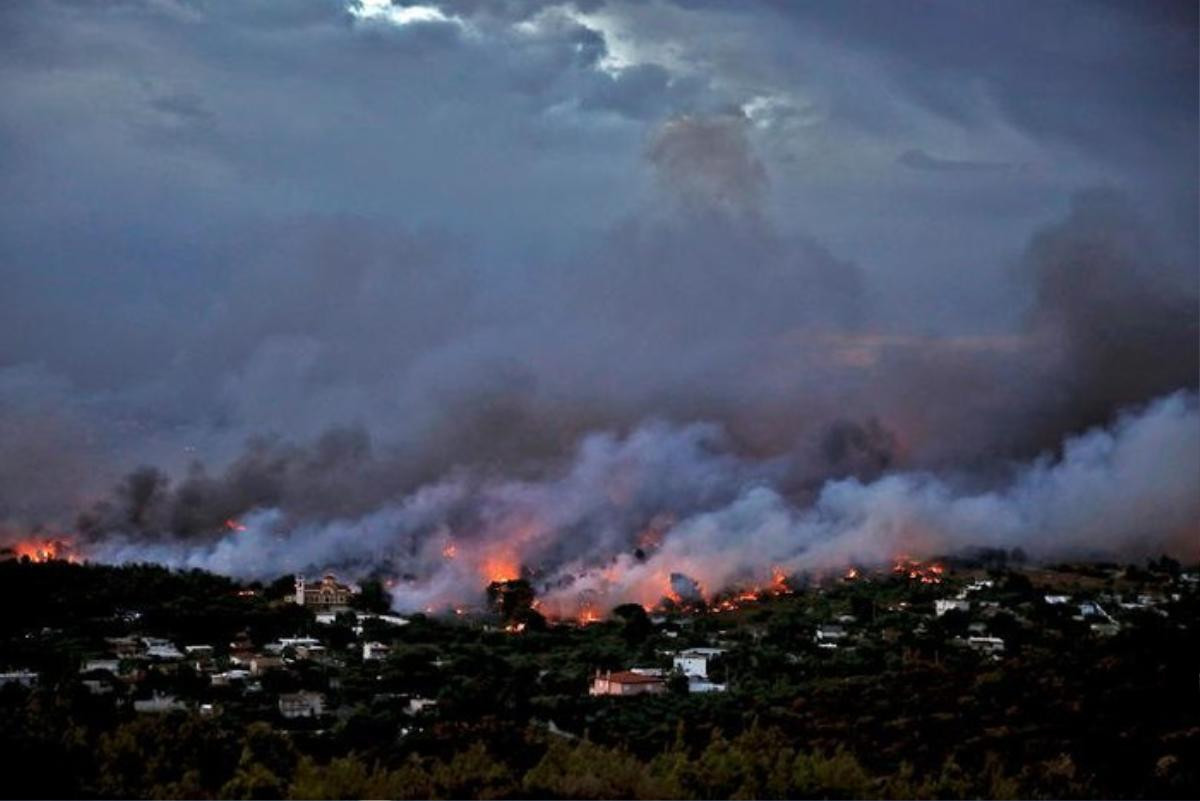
[0,557,1196,798]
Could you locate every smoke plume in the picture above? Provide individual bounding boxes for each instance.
[81,391,1198,614]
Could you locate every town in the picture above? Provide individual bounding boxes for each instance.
[0,550,1196,798]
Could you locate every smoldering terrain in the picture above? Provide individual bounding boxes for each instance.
[0,1,1196,613]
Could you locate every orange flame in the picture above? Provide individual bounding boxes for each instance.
[481,553,520,583]
[224,518,247,532]
[442,543,457,559]
[577,602,602,624]
[12,538,77,563]
[892,556,945,584]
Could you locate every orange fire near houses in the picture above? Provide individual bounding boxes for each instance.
[892,557,945,584]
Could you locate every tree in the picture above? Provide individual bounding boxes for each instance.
[220,722,297,800]
[353,579,392,614]
[265,574,297,601]
[487,579,535,621]
[612,603,652,645]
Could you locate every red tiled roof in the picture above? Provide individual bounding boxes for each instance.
[606,671,664,684]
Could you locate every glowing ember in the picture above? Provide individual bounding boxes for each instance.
[224,518,247,532]
[442,543,457,559]
[844,567,860,581]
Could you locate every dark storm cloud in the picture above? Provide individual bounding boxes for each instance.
[0,0,1195,584]
[755,0,1197,161]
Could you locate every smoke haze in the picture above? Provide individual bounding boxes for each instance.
[1,1,1196,610]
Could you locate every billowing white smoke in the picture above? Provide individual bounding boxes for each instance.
[89,392,1199,613]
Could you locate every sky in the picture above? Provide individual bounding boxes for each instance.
[1,1,1197,600]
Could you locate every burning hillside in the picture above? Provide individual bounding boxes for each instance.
[3,537,78,564]
[3,392,1197,617]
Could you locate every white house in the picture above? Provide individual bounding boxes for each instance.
[672,647,726,679]
[210,669,251,687]
[81,658,121,674]
[134,693,187,713]
[814,624,847,648]
[278,691,325,719]
[673,655,707,678]
[0,671,38,688]
[278,637,322,648]
[406,697,438,715]
[686,676,727,693]
[966,636,1005,655]
[935,599,970,617]
[1043,594,1070,605]
[362,641,391,661]
[142,638,184,660]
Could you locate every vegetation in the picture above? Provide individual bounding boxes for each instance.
[0,557,1196,798]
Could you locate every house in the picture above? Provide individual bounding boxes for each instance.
[276,637,322,650]
[1043,594,1070,605]
[589,670,667,696]
[629,667,665,677]
[673,647,726,679]
[134,693,187,713]
[686,676,727,693]
[278,691,325,719]
[1077,601,1111,620]
[406,697,438,715]
[362,641,391,661]
[673,654,707,678]
[105,636,140,658]
[0,671,38,688]
[81,658,121,675]
[250,656,285,676]
[935,599,970,617]
[293,574,356,610]
[142,638,184,661]
[210,669,251,687]
[82,678,115,695]
[814,624,847,648]
[294,644,327,661]
[966,636,1005,655]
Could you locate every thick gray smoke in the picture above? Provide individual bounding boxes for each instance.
[10,135,1199,613]
[1,2,1196,613]
[85,391,1199,613]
